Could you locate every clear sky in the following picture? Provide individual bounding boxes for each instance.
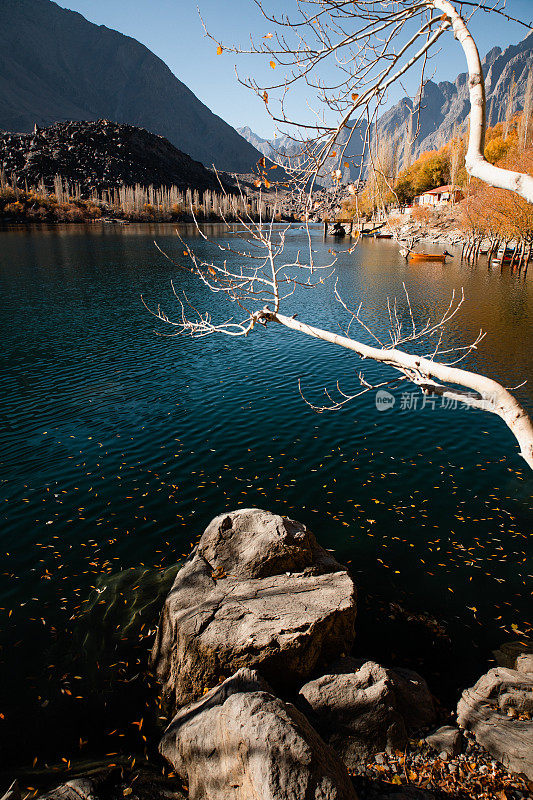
[54,0,533,139]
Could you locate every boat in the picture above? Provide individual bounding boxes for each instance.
[409,252,447,263]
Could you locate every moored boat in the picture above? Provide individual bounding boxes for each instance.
[409,252,447,263]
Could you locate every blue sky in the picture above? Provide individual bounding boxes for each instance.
[55,0,533,138]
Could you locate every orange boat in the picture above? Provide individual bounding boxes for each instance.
[409,252,446,263]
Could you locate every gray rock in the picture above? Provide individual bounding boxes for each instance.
[457,666,533,779]
[159,667,357,800]
[299,658,436,769]
[37,772,121,800]
[34,766,186,800]
[493,640,533,670]
[151,509,356,708]
[373,791,435,800]
[40,780,99,800]
[516,654,533,676]
[425,726,462,757]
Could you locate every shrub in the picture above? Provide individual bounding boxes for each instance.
[411,205,434,225]
[4,201,25,215]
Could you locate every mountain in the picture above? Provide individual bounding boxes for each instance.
[239,30,533,181]
[378,30,533,160]
[237,127,274,157]
[0,120,235,194]
[0,0,264,173]
[236,126,302,160]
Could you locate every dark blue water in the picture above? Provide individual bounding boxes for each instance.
[0,222,531,772]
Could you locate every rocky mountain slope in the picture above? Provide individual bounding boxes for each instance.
[378,30,533,158]
[236,126,302,161]
[0,0,263,173]
[240,30,533,181]
[0,120,233,194]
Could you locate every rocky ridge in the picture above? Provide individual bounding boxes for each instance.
[0,120,233,196]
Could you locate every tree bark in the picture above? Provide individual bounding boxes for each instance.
[263,309,533,469]
[431,0,533,204]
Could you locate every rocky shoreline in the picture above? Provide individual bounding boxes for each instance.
[2,510,532,800]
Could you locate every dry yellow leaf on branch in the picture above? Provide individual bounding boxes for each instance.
[270,60,276,69]
[216,45,223,55]
[263,33,273,39]
[351,93,359,102]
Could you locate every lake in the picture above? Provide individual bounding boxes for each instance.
[0,222,531,772]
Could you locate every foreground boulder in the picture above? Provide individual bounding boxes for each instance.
[492,639,533,670]
[151,509,356,707]
[30,766,187,800]
[457,662,533,779]
[425,725,462,757]
[35,770,123,800]
[299,658,436,768]
[160,668,357,800]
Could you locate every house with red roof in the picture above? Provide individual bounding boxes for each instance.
[414,185,464,206]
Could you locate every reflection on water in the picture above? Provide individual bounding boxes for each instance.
[0,223,531,769]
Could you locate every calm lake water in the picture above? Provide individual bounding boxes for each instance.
[0,222,531,773]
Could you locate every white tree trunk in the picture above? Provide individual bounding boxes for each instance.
[265,310,533,469]
[430,0,533,204]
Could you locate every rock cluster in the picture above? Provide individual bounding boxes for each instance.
[457,660,533,779]
[160,668,358,800]
[149,509,443,799]
[150,509,357,708]
[13,508,532,800]
[0,120,232,196]
[300,658,436,768]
